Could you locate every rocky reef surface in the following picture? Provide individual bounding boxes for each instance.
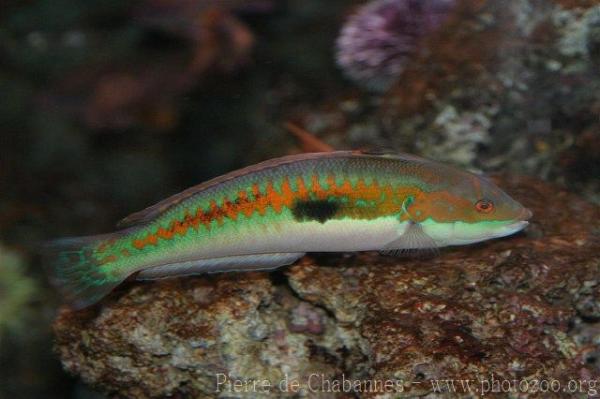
[53,175,599,398]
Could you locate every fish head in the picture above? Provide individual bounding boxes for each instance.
[415,170,532,246]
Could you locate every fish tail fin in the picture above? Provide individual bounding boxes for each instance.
[43,232,130,309]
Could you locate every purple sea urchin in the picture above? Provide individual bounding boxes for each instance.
[336,0,456,92]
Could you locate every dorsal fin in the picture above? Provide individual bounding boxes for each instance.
[355,147,396,156]
[117,151,353,228]
[355,148,430,162]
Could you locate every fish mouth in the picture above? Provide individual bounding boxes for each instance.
[483,209,532,240]
[519,207,533,221]
[498,220,529,237]
[497,206,533,237]
[493,206,532,237]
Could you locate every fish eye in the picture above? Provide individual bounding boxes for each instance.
[475,199,494,213]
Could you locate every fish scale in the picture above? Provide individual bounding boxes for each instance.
[45,151,531,308]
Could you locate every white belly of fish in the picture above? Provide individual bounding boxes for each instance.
[136,217,408,279]
[204,217,408,257]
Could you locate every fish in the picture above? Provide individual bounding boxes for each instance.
[45,151,532,309]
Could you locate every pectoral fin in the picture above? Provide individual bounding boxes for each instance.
[136,252,305,280]
[379,222,439,257]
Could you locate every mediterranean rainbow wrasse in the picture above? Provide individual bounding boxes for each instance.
[45,151,532,308]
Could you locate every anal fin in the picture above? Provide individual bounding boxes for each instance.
[136,252,305,280]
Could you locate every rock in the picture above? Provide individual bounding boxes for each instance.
[53,176,600,398]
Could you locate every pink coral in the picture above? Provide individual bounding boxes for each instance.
[336,0,456,92]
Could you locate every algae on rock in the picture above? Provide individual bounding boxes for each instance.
[0,244,36,340]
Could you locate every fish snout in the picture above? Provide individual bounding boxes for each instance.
[519,207,533,222]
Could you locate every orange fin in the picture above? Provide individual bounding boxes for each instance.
[284,122,335,153]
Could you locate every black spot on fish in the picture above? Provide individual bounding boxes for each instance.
[292,199,340,223]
